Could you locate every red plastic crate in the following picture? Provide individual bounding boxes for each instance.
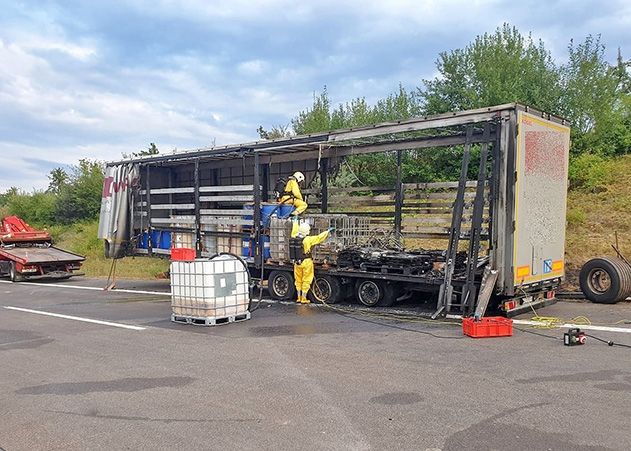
[171,247,196,261]
[462,316,513,338]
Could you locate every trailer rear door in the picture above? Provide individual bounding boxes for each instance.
[512,111,570,287]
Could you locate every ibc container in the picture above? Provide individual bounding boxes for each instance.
[170,255,250,322]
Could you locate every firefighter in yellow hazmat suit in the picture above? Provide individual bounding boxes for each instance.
[279,172,308,215]
[290,219,333,304]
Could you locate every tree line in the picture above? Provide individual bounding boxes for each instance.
[2,24,629,225]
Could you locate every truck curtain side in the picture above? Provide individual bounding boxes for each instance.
[99,103,570,317]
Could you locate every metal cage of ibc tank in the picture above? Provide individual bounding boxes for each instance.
[170,254,251,326]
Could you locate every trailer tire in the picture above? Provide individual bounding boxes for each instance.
[579,257,631,304]
[309,275,343,304]
[9,262,24,283]
[355,279,384,307]
[268,270,296,301]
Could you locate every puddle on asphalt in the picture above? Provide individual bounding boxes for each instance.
[249,322,351,337]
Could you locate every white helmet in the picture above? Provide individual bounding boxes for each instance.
[293,171,305,183]
[298,222,311,236]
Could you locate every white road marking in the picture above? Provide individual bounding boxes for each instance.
[0,279,171,296]
[3,306,146,331]
[512,319,631,334]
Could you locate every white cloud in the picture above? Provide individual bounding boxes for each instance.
[1,0,630,192]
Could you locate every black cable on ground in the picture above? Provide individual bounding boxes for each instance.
[585,333,631,349]
[330,309,466,339]
[514,326,560,341]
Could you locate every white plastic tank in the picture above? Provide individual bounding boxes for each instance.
[170,254,250,320]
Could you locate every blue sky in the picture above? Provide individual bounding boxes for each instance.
[1,0,629,191]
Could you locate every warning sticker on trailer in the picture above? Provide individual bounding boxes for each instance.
[543,259,553,274]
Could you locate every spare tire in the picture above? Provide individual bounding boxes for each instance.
[579,257,631,304]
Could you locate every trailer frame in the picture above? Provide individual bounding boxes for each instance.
[104,103,570,317]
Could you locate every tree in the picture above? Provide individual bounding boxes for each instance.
[257,124,292,140]
[47,167,69,194]
[123,143,160,159]
[55,159,105,224]
[560,37,631,155]
[418,24,561,114]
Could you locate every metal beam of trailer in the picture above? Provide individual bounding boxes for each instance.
[106,103,566,167]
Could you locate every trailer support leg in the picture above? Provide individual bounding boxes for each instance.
[434,126,473,319]
[462,122,491,315]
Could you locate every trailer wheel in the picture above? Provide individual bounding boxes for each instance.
[268,270,296,301]
[355,279,384,307]
[309,275,343,304]
[579,257,631,304]
[9,262,24,283]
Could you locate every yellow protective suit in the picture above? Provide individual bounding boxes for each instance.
[291,222,329,304]
[279,178,308,215]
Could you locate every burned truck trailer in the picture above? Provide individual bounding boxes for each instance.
[99,103,570,317]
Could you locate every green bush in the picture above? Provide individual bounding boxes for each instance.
[568,153,612,191]
[5,191,57,225]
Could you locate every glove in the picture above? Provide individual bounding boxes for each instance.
[328,227,335,233]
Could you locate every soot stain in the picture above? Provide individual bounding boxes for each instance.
[369,392,423,405]
[517,370,628,384]
[45,409,261,424]
[0,329,54,351]
[444,402,609,451]
[595,382,631,392]
[16,376,195,395]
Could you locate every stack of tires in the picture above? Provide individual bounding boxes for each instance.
[579,257,631,304]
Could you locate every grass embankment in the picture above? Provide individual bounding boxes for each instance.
[51,222,169,279]
[564,155,631,288]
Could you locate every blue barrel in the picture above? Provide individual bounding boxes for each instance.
[243,204,253,221]
[242,236,251,257]
[244,203,279,226]
[160,231,172,249]
[277,204,295,218]
[261,204,277,226]
[263,235,271,258]
[139,232,149,249]
[150,230,161,248]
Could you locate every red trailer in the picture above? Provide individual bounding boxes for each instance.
[0,216,85,282]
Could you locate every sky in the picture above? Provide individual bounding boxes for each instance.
[1,0,629,191]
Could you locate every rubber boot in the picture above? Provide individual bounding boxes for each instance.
[296,291,302,303]
[301,293,310,304]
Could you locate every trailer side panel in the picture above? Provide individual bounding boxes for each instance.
[512,111,570,287]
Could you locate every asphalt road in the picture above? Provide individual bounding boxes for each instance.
[1,277,631,450]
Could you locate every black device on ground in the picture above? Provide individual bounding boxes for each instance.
[564,328,586,346]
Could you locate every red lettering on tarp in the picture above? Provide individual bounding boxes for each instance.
[102,175,140,198]
[102,177,114,198]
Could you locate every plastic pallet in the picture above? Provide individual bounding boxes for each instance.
[171,311,251,326]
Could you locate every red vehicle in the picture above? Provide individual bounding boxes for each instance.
[0,216,85,282]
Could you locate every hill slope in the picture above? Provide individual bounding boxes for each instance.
[565,155,631,288]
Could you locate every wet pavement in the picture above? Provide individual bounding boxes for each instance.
[1,277,631,450]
